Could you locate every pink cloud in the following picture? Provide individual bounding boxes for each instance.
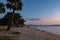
[25,17,60,25]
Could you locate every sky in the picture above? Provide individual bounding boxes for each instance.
[0,0,60,25]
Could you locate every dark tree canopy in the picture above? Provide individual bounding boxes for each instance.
[6,0,23,11]
[0,0,25,30]
[7,0,21,3]
[0,12,25,26]
[0,3,5,13]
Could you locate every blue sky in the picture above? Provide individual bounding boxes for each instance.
[0,0,60,25]
[21,0,60,18]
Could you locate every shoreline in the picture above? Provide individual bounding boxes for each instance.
[0,26,60,40]
[26,25,60,35]
[18,26,60,40]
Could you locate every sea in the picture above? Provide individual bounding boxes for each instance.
[28,26,60,35]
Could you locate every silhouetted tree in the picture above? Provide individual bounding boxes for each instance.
[0,12,25,26]
[0,0,25,31]
[0,12,21,25]
[6,0,23,30]
[0,3,5,25]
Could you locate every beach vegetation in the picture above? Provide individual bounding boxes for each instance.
[0,0,25,31]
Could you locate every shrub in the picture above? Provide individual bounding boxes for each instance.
[10,32,20,35]
[0,36,16,40]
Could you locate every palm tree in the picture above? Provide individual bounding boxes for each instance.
[6,0,23,30]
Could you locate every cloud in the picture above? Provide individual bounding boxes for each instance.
[25,17,60,25]
[26,18,42,20]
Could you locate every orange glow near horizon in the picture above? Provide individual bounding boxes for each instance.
[25,17,60,25]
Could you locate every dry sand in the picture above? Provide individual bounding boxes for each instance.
[0,26,60,40]
[9,27,60,40]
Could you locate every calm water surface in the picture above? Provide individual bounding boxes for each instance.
[29,26,60,35]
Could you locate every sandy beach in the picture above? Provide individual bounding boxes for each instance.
[0,26,60,40]
[9,26,60,40]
